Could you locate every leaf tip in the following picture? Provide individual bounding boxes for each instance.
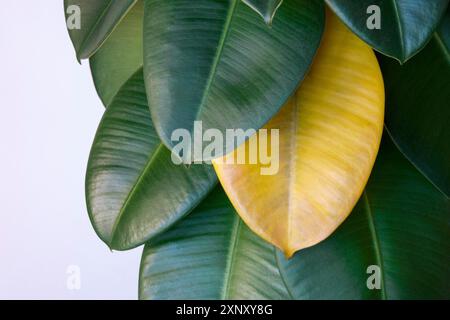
[281,243,301,259]
[241,0,283,26]
[283,249,296,259]
[263,15,273,26]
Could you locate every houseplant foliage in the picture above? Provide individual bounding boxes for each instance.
[64,0,450,299]
[142,0,325,159]
[325,0,449,62]
[213,11,384,256]
[378,12,450,197]
[86,70,217,250]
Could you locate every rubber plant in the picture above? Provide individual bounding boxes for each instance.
[64,0,450,299]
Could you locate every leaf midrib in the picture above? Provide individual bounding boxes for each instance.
[221,214,242,299]
[286,96,300,252]
[77,0,114,59]
[274,248,295,299]
[109,143,165,246]
[434,32,450,61]
[77,0,137,59]
[192,0,239,124]
[363,191,387,300]
[391,0,406,59]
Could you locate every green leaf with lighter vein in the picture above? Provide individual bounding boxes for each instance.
[86,70,217,250]
[277,135,450,299]
[143,0,325,159]
[90,1,144,107]
[64,0,137,60]
[379,7,450,197]
[139,187,291,300]
[326,0,449,62]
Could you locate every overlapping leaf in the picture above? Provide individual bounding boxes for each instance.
[379,8,450,197]
[140,136,450,300]
[326,0,449,62]
[213,11,384,257]
[278,135,450,299]
[139,187,290,300]
[64,0,137,60]
[90,1,144,107]
[63,0,450,301]
[143,0,325,159]
[86,70,217,250]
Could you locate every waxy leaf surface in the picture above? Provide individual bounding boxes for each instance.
[278,136,450,299]
[64,0,137,60]
[90,1,144,107]
[379,8,450,197]
[242,0,284,24]
[143,0,325,159]
[139,187,291,300]
[326,0,449,62]
[86,70,217,250]
[213,11,384,257]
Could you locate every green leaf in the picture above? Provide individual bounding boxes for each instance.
[241,0,283,24]
[277,134,450,299]
[90,1,144,107]
[139,187,291,300]
[86,70,217,251]
[379,8,450,197]
[64,0,137,61]
[143,0,325,159]
[326,0,449,62]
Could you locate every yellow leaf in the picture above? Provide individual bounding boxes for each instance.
[212,10,384,258]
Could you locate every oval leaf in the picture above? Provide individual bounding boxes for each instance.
[277,135,450,299]
[213,10,385,257]
[86,70,217,250]
[64,0,137,60]
[241,0,284,24]
[139,187,291,300]
[326,0,449,62]
[143,0,325,159]
[90,1,144,107]
[379,8,450,197]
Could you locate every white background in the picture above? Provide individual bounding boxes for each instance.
[0,2,141,299]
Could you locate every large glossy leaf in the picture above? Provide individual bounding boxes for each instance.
[213,10,384,257]
[143,0,325,159]
[139,187,291,300]
[379,9,450,197]
[277,135,450,299]
[86,70,217,250]
[326,0,449,62]
[90,1,144,107]
[241,0,283,24]
[64,0,137,60]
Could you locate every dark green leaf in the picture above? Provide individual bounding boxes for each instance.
[379,8,450,197]
[139,187,291,300]
[64,0,137,60]
[326,0,449,62]
[277,135,450,299]
[86,70,217,250]
[90,1,144,107]
[241,0,283,24]
[143,0,325,159]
